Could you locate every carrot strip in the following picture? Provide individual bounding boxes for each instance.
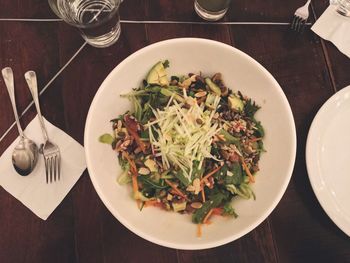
[132,175,141,208]
[165,179,189,201]
[144,200,157,206]
[200,165,222,184]
[130,129,146,153]
[249,137,262,142]
[241,157,255,183]
[201,185,206,203]
[144,200,162,208]
[123,152,140,208]
[132,175,138,193]
[203,209,213,224]
[123,152,137,176]
[197,224,202,237]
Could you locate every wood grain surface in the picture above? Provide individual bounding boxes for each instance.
[0,0,349,262]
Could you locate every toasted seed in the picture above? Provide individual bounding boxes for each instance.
[117,131,126,137]
[195,91,207,98]
[121,140,131,148]
[217,134,226,141]
[191,202,203,209]
[212,73,222,82]
[186,185,195,192]
[183,103,191,109]
[138,167,150,175]
[196,118,203,125]
[185,97,197,106]
[170,79,178,85]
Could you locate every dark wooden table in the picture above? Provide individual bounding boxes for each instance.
[1,0,350,262]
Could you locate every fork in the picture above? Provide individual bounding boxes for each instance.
[24,71,61,183]
[291,0,311,32]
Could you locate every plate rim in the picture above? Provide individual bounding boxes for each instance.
[84,37,297,249]
[306,85,350,237]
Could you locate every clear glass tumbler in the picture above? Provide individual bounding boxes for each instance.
[194,0,232,21]
[336,0,350,16]
[48,0,121,48]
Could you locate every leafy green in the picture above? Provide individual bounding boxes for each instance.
[122,85,170,123]
[140,103,153,124]
[192,188,232,224]
[225,183,255,200]
[240,183,256,200]
[225,163,243,185]
[118,155,129,171]
[223,202,238,218]
[138,176,168,189]
[163,60,170,68]
[117,168,131,185]
[219,129,240,145]
[137,175,169,198]
[110,114,124,123]
[254,120,265,138]
[129,95,142,121]
[192,192,226,224]
[170,76,179,82]
[140,130,150,139]
[213,164,228,181]
[191,160,205,180]
[98,134,115,145]
[244,99,260,118]
[210,146,221,159]
[173,170,191,187]
[257,140,266,153]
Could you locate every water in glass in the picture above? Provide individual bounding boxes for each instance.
[194,0,232,21]
[49,0,121,48]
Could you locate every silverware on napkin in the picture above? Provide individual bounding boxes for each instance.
[24,71,61,183]
[1,67,39,176]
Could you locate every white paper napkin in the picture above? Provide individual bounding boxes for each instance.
[0,116,86,220]
[312,6,350,58]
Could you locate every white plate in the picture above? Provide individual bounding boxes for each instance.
[306,86,350,237]
[84,38,297,249]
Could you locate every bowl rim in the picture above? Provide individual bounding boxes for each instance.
[84,37,297,250]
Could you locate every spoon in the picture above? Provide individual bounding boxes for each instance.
[1,67,38,176]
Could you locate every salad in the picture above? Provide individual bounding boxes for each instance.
[100,60,265,235]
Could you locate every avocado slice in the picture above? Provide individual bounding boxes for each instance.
[160,88,185,103]
[205,93,217,110]
[146,61,169,86]
[205,78,221,96]
[172,201,187,212]
[228,95,244,111]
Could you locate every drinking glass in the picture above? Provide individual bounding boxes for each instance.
[336,0,350,16]
[48,0,121,48]
[194,0,232,21]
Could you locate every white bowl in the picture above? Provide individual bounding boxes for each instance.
[84,38,296,250]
